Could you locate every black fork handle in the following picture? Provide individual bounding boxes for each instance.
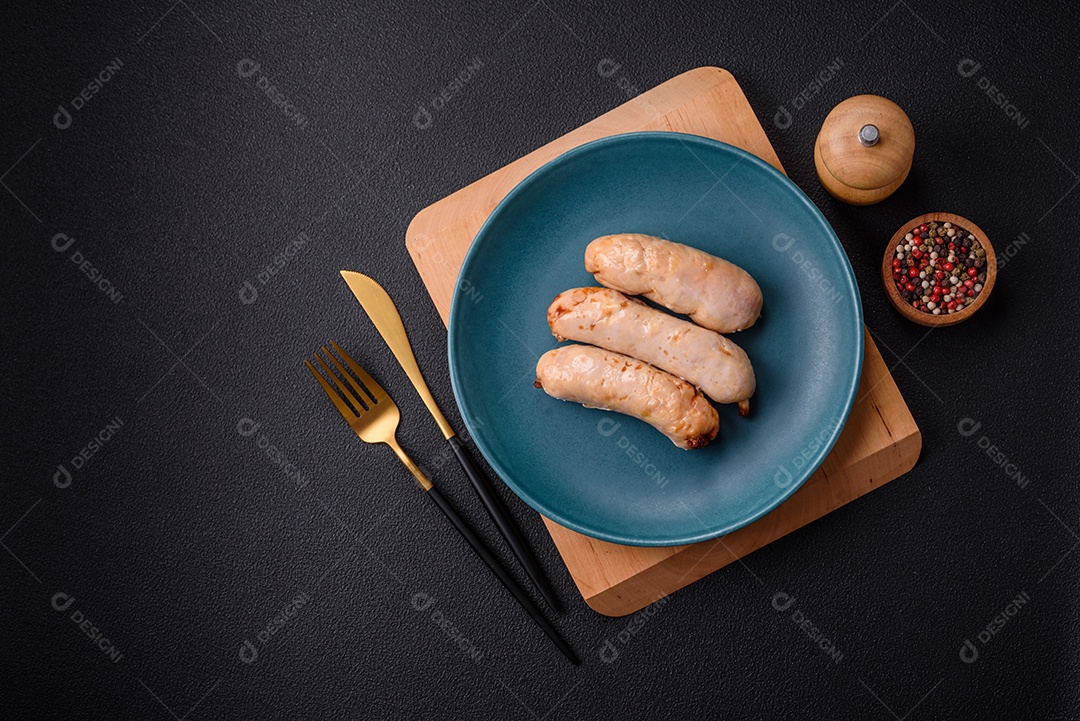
[426,486,579,665]
[447,436,560,611]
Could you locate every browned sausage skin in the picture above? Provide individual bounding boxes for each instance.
[547,287,755,412]
[535,345,719,450]
[585,233,763,334]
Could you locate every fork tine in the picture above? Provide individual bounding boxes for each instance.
[315,354,369,415]
[323,344,378,407]
[305,360,359,422]
[330,340,389,404]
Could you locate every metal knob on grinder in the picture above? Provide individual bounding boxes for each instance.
[814,95,914,205]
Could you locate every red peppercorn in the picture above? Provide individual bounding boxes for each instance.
[935,271,945,281]
[908,267,919,277]
[964,279,974,288]
[893,258,902,268]
[919,224,928,233]
[943,262,954,271]
[930,294,940,304]
[947,300,958,310]
[905,282,916,292]
[912,249,922,259]
[967,267,978,277]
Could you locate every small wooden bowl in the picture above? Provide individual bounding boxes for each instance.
[882,212,996,327]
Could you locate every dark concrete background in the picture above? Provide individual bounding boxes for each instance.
[2,1,1078,718]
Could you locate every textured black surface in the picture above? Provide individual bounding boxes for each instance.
[3,1,1078,718]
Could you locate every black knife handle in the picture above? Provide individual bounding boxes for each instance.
[447,435,560,611]
[426,486,579,665]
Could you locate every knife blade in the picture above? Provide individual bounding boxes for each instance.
[339,270,454,440]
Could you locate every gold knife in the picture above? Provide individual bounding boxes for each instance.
[339,270,559,610]
[340,271,454,440]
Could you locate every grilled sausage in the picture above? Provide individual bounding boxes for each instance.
[534,345,719,449]
[585,233,763,333]
[548,287,754,416]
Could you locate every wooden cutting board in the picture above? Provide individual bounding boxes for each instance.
[405,67,921,617]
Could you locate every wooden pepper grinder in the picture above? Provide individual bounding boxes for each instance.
[814,95,914,205]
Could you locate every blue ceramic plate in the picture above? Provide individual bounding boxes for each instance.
[447,132,863,547]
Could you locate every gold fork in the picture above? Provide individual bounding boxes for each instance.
[305,341,579,665]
